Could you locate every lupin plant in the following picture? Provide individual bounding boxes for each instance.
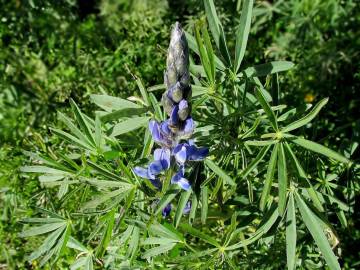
[134,23,208,205]
[19,1,354,269]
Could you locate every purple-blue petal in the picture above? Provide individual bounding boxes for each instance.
[174,145,187,164]
[180,117,194,136]
[133,167,151,179]
[188,146,209,161]
[150,178,162,190]
[177,177,191,191]
[170,105,179,126]
[162,203,172,217]
[154,148,171,170]
[183,201,191,214]
[160,120,172,136]
[149,120,162,142]
[149,160,164,176]
[179,99,188,110]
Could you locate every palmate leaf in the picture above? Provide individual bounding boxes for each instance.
[294,192,341,270]
[20,216,71,266]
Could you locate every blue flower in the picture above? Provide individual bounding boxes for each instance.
[171,166,190,191]
[133,148,170,189]
[173,141,209,164]
[149,120,173,147]
[162,203,172,217]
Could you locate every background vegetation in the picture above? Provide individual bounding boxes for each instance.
[0,0,359,269]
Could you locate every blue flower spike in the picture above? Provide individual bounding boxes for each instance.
[133,22,208,216]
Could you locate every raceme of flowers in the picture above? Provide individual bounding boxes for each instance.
[133,22,208,217]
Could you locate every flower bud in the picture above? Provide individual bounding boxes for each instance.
[161,91,174,116]
[178,99,190,121]
[168,82,183,103]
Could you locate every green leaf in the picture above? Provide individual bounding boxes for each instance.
[87,161,126,182]
[149,222,183,242]
[282,98,328,133]
[135,76,151,106]
[142,243,176,259]
[201,186,208,224]
[241,145,270,179]
[180,223,220,247]
[205,159,235,186]
[202,23,215,82]
[245,140,277,146]
[110,116,149,137]
[143,237,177,246]
[286,193,296,270]
[294,192,341,270]
[155,185,180,215]
[100,107,148,123]
[90,94,141,112]
[203,0,231,66]
[194,23,212,82]
[127,226,140,260]
[192,85,208,97]
[243,61,294,77]
[50,128,94,151]
[234,0,254,73]
[70,99,96,146]
[291,137,349,164]
[82,188,131,210]
[96,208,116,257]
[94,115,101,149]
[260,143,279,211]
[27,226,65,261]
[70,257,87,270]
[185,31,226,70]
[278,143,288,216]
[226,206,279,250]
[58,112,93,147]
[20,166,69,175]
[189,192,198,224]
[67,237,88,253]
[174,189,192,228]
[254,88,278,130]
[20,222,66,237]
[284,142,324,212]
